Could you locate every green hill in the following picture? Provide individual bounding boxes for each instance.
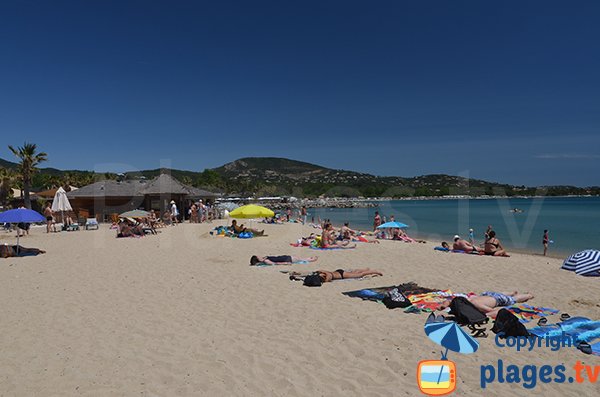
[1,156,598,198]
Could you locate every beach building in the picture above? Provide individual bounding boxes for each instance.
[67,173,219,221]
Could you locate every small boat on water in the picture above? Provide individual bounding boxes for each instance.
[509,208,524,213]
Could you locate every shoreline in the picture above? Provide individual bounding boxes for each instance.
[247,194,600,210]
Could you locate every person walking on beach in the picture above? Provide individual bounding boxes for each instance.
[170,200,179,225]
[301,206,307,224]
[43,202,53,233]
[468,228,475,245]
[543,229,550,256]
[373,211,381,231]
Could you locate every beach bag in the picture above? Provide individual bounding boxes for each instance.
[448,297,487,325]
[449,296,489,337]
[382,287,412,309]
[492,309,530,338]
[303,273,322,287]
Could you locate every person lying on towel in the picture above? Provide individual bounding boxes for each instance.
[250,255,318,266]
[452,235,480,253]
[438,291,534,317]
[0,244,46,258]
[315,268,383,282]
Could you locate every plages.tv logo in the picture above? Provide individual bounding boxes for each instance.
[417,358,457,396]
[417,313,479,396]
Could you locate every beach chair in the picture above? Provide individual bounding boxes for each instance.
[85,218,99,230]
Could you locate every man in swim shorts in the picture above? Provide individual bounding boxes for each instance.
[437,291,534,318]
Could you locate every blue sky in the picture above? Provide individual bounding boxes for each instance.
[1,1,599,186]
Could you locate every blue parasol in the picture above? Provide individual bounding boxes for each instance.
[0,208,45,254]
[562,250,600,276]
[0,208,45,224]
[377,221,409,229]
[424,313,479,384]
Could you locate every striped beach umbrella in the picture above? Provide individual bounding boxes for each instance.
[424,314,479,355]
[562,250,600,276]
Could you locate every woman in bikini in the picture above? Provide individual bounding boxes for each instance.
[315,268,383,282]
[484,231,510,257]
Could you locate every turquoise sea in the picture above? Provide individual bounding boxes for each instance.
[309,197,600,257]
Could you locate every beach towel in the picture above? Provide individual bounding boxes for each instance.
[507,304,559,323]
[528,316,600,356]
[309,246,355,250]
[254,260,309,267]
[342,283,457,312]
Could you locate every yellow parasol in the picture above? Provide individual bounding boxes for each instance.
[228,204,274,219]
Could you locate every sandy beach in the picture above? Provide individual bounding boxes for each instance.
[1,222,599,396]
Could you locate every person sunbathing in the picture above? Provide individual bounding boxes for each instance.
[484,231,510,256]
[250,255,318,266]
[117,219,144,237]
[1,244,46,258]
[315,268,383,282]
[453,235,479,252]
[438,291,533,318]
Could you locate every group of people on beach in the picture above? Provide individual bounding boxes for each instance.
[444,227,551,257]
[248,253,534,318]
[442,225,510,256]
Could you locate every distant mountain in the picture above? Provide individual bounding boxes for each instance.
[0,158,17,169]
[211,157,521,197]
[1,156,598,197]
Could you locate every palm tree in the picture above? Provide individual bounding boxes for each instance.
[0,167,16,206]
[8,143,48,209]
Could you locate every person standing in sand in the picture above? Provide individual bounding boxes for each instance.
[373,211,381,231]
[542,229,549,256]
[468,228,475,245]
[43,202,53,233]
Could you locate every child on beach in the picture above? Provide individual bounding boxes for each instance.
[468,228,474,245]
[543,229,549,256]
